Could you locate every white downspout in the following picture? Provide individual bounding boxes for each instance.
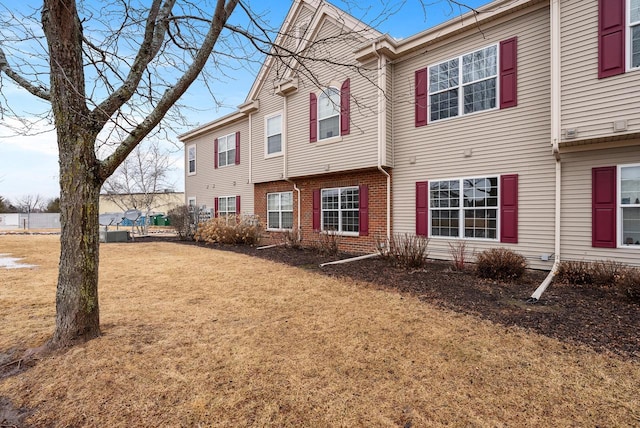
[282,95,302,239]
[530,0,561,302]
[373,41,391,242]
[249,112,253,184]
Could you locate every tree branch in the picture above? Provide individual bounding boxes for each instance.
[99,0,239,181]
[89,0,172,131]
[0,47,51,101]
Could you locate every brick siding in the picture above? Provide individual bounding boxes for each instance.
[254,168,392,254]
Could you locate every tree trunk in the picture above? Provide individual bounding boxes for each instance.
[49,135,102,348]
[43,0,102,348]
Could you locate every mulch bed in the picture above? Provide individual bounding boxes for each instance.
[140,235,639,360]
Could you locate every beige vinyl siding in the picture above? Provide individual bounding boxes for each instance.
[560,0,640,142]
[250,66,286,184]
[183,118,253,215]
[391,5,554,270]
[286,19,380,178]
[386,61,394,167]
[561,144,640,266]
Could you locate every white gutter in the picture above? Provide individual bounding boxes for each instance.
[530,0,561,302]
[373,41,392,242]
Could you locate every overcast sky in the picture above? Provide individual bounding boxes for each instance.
[0,0,489,204]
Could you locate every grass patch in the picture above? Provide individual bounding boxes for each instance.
[1,235,639,426]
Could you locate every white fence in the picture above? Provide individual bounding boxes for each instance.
[0,213,61,230]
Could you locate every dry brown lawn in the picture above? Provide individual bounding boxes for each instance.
[1,234,639,427]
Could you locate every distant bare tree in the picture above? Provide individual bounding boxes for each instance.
[16,194,44,213]
[101,140,173,234]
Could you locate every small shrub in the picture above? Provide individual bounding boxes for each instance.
[385,233,429,269]
[282,228,302,249]
[556,261,593,285]
[556,260,624,287]
[591,260,625,286]
[167,205,194,240]
[194,215,263,245]
[448,241,469,271]
[475,248,527,281]
[615,267,640,302]
[315,230,340,255]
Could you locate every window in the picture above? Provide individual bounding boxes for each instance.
[267,192,293,230]
[188,197,196,208]
[217,196,236,217]
[430,177,498,239]
[187,145,196,175]
[217,133,236,167]
[318,87,340,140]
[620,164,640,245]
[631,0,640,68]
[428,45,497,122]
[266,113,282,156]
[321,187,359,233]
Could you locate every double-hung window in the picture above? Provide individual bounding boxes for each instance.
[321,186,359,233]
[631,0,640,69]
[266,113,282,156]
[267,192,293,230]
[620,164,640,246]
[187,145,196,175]
[318,87,340,140]
[217,133,236,167]
[429,45,497,122]
[430,177,498,239]
[218,196,236,217]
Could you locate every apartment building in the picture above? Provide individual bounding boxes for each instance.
[180,0,640,269]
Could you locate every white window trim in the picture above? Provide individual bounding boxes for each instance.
[427,43,500,123]
[617,163,640,248]
[264,112,283,158]
[187,144,196,176]
[317,86,341,141]
[188,197,196,207]
[266,191,293,231]
[627,0,640,71]
[428,174,501,241]
[218,132,236,168]
[320,186,360,235]
[217,195,237,217]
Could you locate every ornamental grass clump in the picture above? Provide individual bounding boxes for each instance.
[475,248,527,281]
[194,215,262,245]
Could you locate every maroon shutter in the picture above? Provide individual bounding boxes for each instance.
[214,197,219,218]
[312,189,321,231]
[598,0,625,78]
[235,195,241,215]
[340,78,350,136]
[500,174,518,243]
[310,93,318,143]
[235,131,240,165]
[414,68,428,127]
[214,138,219,169]
[359,184,369,236]
[592,166,617,247]
[499,37,518,109]
[416,181,429,236]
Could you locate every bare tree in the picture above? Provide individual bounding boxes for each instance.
[101,140,173,234]
[16,194,44,213]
